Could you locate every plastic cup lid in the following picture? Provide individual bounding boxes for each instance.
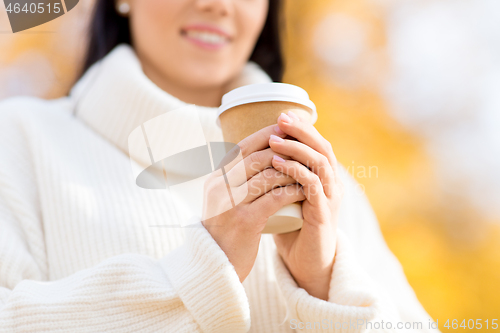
[217,82,317,127]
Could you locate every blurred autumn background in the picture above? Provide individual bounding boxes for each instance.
[1,0,499,330]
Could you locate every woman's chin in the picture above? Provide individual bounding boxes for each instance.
[183,68,233,87]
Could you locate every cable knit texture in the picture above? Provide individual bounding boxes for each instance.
[0,44,439,332]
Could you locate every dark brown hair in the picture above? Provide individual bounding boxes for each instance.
[79,0,284,82]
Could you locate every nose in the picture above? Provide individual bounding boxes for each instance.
[195,0,232,16]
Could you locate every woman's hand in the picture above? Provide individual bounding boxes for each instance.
[269,110,344,300]
[201,124,306,283]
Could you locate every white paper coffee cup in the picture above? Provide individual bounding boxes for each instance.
[217,82,317,234]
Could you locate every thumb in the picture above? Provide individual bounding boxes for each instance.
[272,231,299,259]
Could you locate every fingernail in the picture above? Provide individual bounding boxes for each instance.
[270,134,284,143]
[273,155,286,163]
[274,125,285,135]
[279,112,292,124]
[288,110,300,121]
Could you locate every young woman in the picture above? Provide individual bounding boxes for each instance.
[0,0,439,332]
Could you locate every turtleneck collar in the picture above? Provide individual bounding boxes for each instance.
[69,44,272,157]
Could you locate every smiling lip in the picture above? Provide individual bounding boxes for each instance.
[181,24,232,50]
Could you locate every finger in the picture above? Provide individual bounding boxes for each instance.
[224,147,289,187]
[276,111,341,190]
[277,111,335,165]
[237,167,298,203]
[222,123,288,174]
[269,135,335,197]
[271,155,327,205]
[249,183,305,222]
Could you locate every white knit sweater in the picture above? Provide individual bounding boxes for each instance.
[0,45,438,333]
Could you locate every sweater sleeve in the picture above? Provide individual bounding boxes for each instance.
[271,168,441,333]
[0,191,250,333]
[0,100,250,333]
